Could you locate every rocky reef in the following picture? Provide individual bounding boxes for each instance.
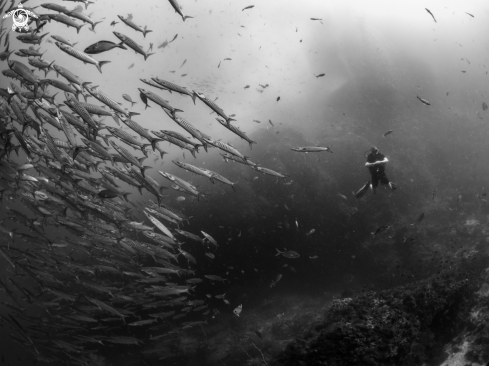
[271,253,488,366]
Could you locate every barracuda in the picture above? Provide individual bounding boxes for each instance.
[55,43,110,74]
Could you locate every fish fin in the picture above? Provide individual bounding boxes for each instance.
[249,141,257,150]
[137,186,143,195]
[117,41,127,50]
[96,61,111,74]
[190,149,197,159]
[275,248,282,256]
[122,192,131,202]
[190,93,196,105]
[128,112,140,117]
[183,15,194,21]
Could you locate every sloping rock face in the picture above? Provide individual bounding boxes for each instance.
[271,254,488,366]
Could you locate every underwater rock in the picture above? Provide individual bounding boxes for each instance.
[271,254,487,366]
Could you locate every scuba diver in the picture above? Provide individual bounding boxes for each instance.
[356,146,397,198]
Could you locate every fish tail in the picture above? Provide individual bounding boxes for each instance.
[117,41,127,50]
[172,109,184,118]
[100,133,110,147]
[183,15,194,21]
[151,139,163,152]
[111,114,120,125]
[76,24,86,34]
[190,93,196,105]
[202,142,208,152]
[190,149,197,159]
[130,101,137,107]
[9,228,17,241]
[275,248,282,256]
[96,61,111,74]
[39,32,50,43]
[137,185,143,196]
[140,166,152,177]
[122,192,131,202]
[128,111,140,117]
[143,28,153,38]
[249,141,257,150]
[144,52,155,61]
[141,144,151,157]
[92,21,103,31]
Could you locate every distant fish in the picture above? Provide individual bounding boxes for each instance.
[310,18,323,24]
[218,61,221,68]
[415,213,425,224]
[181,73,187,77]
[158,40,169,49]
[276,96,280,102]
[254,330,263,339]
[167,0,193,21]
[383,130,393,137]
[372,225,390,238]
[416,95,430,105]
[242,5,254,11]
[425,8,436,23]
[432,188,437,200]
[291,146,332,153]
[465,12,474,18]
[181,59,187,67]
[275,249,300,258]
[306,229,315,236]
[270,274,282,287]
[337,193,347,200]
[84,40,127,54]
[483,102,488,111]
[128,63,134,69]
[170,34,178,42]
[122,94,136,106]
[224,58,232,61]
[233,304,242,317]
[98,190,119,199]
[253,119,261,123]
[315,73,325,78]
[244,85,250,89]
[269,119,274,126]
[110,21,118,26]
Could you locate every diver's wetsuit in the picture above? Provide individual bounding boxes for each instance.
[367,151,390,188]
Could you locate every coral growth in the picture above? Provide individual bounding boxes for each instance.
[271,254,487,366]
